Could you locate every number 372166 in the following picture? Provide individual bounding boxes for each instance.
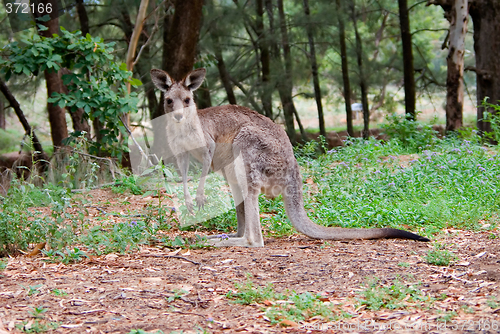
[5,1,53,14]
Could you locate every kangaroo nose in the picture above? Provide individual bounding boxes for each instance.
[174,113,183,121]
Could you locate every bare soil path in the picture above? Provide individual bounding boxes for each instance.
[1,190,499,334]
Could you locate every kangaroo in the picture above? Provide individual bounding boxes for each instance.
[151,68,430,247]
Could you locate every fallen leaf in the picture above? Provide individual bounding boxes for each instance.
[28,242,46,257]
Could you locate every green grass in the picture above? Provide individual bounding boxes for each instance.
[226,275,284,305]
[2,124,500,258]
[297,137,500,235]
[425,247,457,266]
[357,277,431,311]
[226,275,340,324]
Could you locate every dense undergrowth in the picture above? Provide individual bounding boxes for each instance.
[1,113,500,257]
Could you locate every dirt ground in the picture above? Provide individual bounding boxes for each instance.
[1,190,499,334]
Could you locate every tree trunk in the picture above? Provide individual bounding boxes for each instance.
[155,0,203,121]
[196,83,212,109]
[0,98,5,130]
[75,0,90,35]
[277,0,300,144]
[303,0,325,138]
[336,0,354,137]
[72,0,91,137]
[164,0,204,81]
[256,0,273,119]
[213,35,237,104]
[125,0,150,94]
[431,0,500,134]
[469,0,500,134]
[351,1,370,139]
[0,79,47,165]
[60,68,91,138]
[398,0,416,120]
[118,2,159,121]
[37,1,68,149]
[444,0,468,131]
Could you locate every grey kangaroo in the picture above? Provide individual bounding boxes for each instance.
[151,68,429,247]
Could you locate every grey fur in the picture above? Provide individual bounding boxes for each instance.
[151,68,429,247]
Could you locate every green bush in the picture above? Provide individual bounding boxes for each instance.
[0,28,140,158]
[0,181,79,256]
[382,113,438,152]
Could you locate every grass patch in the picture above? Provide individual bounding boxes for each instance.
[425,248,457,266]
[227,276,343,324]
[2,124,500,258]
[294,136,500,236]
[357,277,431,311]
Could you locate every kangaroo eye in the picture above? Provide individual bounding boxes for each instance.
[184,98,190,104]
[166,98,173,104]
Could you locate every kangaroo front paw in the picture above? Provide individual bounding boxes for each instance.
[195,194,207,210]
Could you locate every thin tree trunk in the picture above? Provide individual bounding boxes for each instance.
[303,0,325,138]
[351,1,370,139]
[445,0,468,131]
[125,0,150,95]
[470,0,500,135]
[398,0,416,120]
[75,0,90,35]
[37,0,68,149]
[0,98,5,130]
[72,0,91,137]
[277,0,301,144]
[336,0,354,137]
[196,82,212,109]
[119,4,159,120]
[0,79,46,164]
[60,68,91,138]
[213,35,237,104]
[256,0,273,119]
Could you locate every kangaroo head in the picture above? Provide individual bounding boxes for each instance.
[150,68,206,122]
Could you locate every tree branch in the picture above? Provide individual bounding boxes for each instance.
[0,79,45,157]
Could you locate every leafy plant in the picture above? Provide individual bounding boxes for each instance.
[357,277,428,311]
[112,175,143,195]
[226,275,284,305]
[50,289,67,297]
[28,306,48,319]
[21,284,43,296]
[16,320,60,333]
[487,296,500,309]
[42,247,88,264]
[0,258,7,270]
[166,289,189,303]
[481,99,500,143]
[425,248,457,266]
[128,330,164,334]
[437,310,457,322]
[0,28,140,158]
[266,291,336,324]
[382,112,438,152]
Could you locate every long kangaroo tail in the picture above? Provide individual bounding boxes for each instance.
[282,178,429,242]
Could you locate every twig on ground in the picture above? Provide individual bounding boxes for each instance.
[141,254,201,265]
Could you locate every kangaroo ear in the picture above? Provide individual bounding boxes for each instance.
[150,69,174,92]
[183,68,206,91]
